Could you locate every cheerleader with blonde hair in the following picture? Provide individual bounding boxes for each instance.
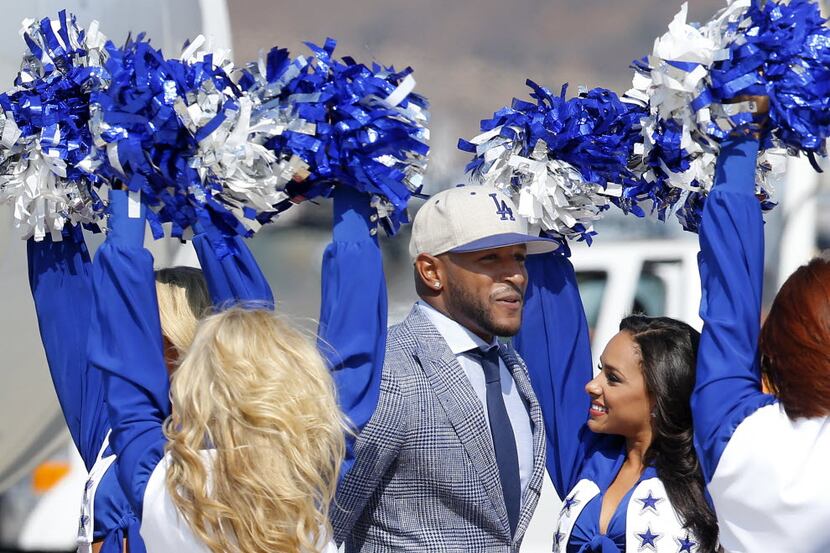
[154,266,210,368]
[87,184,387,551]
[160,307,346,551]
[28,198,273,553]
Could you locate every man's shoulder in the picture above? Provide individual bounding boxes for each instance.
[384,304,434,356]
[386,317,418,350]
[382,319,421,381]
[381,307,444,388]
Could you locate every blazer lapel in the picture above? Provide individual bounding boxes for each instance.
[501,344,547,544]
[404,307,512,539]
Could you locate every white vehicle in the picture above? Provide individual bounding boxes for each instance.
[572,239,703,366]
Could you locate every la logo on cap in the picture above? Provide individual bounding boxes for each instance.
[408,184,558,257]
[489,193,515,221]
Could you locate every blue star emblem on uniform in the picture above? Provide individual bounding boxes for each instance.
[676,533,696,553]
[637,490,663,514]
[637,526,661,551]
[560,494,580,516]
[553,526,563,553]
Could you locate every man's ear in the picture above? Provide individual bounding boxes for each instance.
[415,253,444,291]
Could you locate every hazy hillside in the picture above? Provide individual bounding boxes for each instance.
[228,0,726,190]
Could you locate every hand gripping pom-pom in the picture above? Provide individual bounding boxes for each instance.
[708,0,830,156]
[0,11,109,241]
[627,0,830,232]
[459,80,645,244]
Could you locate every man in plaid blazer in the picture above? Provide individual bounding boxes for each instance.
[332,185,559,552]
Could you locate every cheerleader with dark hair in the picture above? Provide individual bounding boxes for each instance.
[514,257,719,551]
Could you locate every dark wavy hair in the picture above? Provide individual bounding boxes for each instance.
[620,315,718,552]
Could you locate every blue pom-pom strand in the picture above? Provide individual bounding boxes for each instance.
[90,35,199,239]
[459,80,645,243]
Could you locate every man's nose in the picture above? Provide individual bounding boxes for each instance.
[502,259,527,287]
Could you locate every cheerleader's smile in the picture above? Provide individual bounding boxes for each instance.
[589,402,607,417]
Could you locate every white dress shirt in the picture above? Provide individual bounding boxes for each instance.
[417,301,534,498]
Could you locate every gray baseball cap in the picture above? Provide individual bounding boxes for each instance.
[409,185,559,257]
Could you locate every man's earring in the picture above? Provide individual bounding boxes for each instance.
[434,281,441,288]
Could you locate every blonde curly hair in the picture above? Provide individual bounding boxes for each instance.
[163,307,346,552]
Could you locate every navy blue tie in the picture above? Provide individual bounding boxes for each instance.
[471,346,521,535]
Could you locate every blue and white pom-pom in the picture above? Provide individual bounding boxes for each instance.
[173,37,312,236]
[91,35,197,238]
[707,0,830,156]
[239,38,430,235]
[459,80,645,244]
[0,11,109,241]
[234,45,319,215]
[92,35,309,238]
[626,0,829,231]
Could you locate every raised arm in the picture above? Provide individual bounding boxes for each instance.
[316,187,388,478]
[192,221,275,308]
[88,190,170,513]
[692,133,777,482]
[27,226,110,467]
[513,246,597,496]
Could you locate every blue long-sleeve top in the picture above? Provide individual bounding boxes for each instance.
[514,249,632,552]
[28,225,103,471]
[317,187,388,479]
[88,187,386,516]
[692,135,776,480]
[87,189,172,514]
[690,136,830,552]
[192,221,275,309]
[513,247,597,496]
[28,223,144,552]
[28,194,273,550]
[27,222,144,553]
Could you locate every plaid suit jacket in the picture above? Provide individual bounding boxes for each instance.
[332,305,547,552]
